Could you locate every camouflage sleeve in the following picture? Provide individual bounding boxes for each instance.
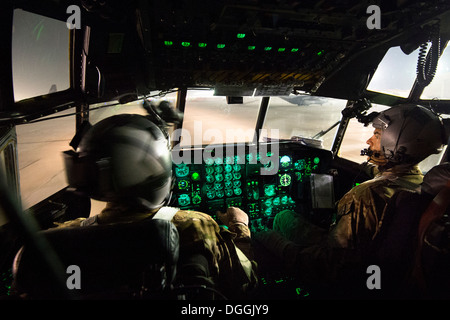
[228,222,251,239]
[227,223,253,259]
[330,182,387,249]
[53,217,86,228]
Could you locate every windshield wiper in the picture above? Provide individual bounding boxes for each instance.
[312,120,341,139]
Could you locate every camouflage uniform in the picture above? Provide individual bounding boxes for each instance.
[330,164,423,249]
[56,204,258,298]
[256,165,423,294]
[273,165,422,248]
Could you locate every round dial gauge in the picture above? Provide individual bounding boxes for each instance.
[279,173,292,187]
[233,187,242,196]
[264,184,276,197]
[175,163,189,177]
[178,194,191,206]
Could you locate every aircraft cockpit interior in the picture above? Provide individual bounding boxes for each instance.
[1,0,450,304]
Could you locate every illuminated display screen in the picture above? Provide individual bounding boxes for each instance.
[170,142,332,231]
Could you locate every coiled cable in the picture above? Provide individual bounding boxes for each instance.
[416,23,441,87]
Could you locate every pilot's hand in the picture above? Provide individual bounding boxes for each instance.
[217,207,249,227]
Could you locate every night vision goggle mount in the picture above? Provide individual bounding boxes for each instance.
[341,98,380,126]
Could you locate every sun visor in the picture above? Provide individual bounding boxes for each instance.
[62,150,94,192]
[372,113,391,130]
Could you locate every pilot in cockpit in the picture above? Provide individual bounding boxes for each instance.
[58,113,258,299]
[254,104,447,297]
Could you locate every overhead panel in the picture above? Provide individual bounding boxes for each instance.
[145,0,450,96]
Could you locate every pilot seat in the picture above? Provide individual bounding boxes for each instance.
[12,218,180,299]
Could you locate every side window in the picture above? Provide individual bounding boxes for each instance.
[421,44,450,100]
[367,46,420,98]
[16,97,173,211]
[16,110,75,209]
[12,9,70,102]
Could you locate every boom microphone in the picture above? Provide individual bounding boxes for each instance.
[361,148,381,159]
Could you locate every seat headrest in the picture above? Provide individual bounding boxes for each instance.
[421,162,450,196]
[13,218,179,299]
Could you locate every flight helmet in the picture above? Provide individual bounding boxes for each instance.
[63,114,173,210]
[371,104,445,165]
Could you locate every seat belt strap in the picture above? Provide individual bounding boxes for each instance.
[234,246,253,281]
[152,206,179,221]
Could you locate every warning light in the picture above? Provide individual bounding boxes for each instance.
[191,172,200,181]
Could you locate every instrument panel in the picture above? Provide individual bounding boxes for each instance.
[170,142,333,231]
